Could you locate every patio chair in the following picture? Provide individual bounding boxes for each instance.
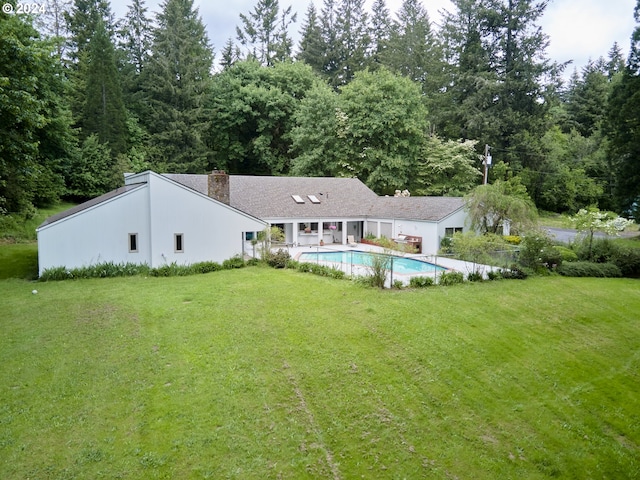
[347,235,357,247]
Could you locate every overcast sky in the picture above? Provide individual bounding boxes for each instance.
[111,0,638,79]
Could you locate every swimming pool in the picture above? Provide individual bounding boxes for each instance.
[297,250,446,275]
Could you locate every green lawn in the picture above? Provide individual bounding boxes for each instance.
[1,268,639,479]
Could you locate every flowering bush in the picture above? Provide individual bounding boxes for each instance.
[571,208,633,260]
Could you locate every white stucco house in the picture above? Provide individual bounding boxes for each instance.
[36,171,267,276]
[165,172,468,255]
[37,170,470,276]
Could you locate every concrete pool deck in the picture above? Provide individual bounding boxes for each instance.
[275,242,500,285]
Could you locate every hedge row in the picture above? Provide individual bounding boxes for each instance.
[39,256,247,281]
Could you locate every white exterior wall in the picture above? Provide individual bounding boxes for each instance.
[37,187,150,275]
[37,173,267,275]
[145,173,265,267]
[366,208,468,255]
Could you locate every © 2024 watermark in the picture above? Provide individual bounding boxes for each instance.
[3,2,47,14]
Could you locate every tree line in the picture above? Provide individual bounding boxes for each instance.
[1,0,639,221]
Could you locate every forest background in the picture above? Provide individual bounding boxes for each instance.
[1,0,639,223]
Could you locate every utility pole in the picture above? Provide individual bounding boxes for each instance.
[483,144,492,185]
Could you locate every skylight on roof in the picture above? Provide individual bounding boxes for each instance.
[308,194,321,204]
[292,195,305,204]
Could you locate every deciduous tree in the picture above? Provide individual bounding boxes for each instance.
[465,179,538,234]
[0,10,74,213]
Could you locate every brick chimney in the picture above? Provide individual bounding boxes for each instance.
[208,170,230,205]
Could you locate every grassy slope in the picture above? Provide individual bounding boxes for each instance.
[1,268,639,479]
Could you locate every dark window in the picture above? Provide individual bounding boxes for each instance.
[129,233,138,253]
[175,233,184,252]
[445,227,463,237]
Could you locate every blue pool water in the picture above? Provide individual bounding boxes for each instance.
[298,250,446,275]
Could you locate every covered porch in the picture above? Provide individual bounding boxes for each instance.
[270,219,364,246]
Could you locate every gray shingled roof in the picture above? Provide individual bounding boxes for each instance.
[163,173,465,222]
[229,176,378,219]
[373,196,466,221]
[162,174,208,195]
[38,184,145,229]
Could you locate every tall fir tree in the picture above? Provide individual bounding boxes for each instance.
[117,0,152,75]
[369,0,392,69]
[116,0,153,119]
[297,3,323,71]
[385,0,441,93]
[332,0,370,86]
[143,0,213,173]
[34,0,72,60]
[563,59,608,136]
[438,0,558,171]
[80,19,128,156]
[317,0,341,84]
[219,37,242,70]
[236,0,296,66]
[607,0,640,218]
[65,0,114,62]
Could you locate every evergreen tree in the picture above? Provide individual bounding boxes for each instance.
[606,42,625,78]
[565,59,609,137]
[81,19,128,156]
[236,0,296,66]
[607,0,640,218]
[34,0,72,60]
[317,0,341,84]
[385,0,440,92]
[142,0,213,173]
[116,0,153,119]
[219,37,242,70]
[117,0,152,75]
[332,0,370,86]
[297,3,323,71]
[65,0,114,62]
[369,0,392,69]
[438,0,558,171]
[66,134,118,199]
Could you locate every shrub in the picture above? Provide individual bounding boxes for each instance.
[610,246,640,277]
[440,236,454,254]
[501,265,529,280]
[40,262,150,281]
[245,258,261,267]
[467,271,483,282]
[574,238,640,277]
[554,245,578,263]
[578,238,618,263]
[487,270,502,281]
[409,276,434,288]
[191,261,222,274]
[519,230,561,271]
[392,279,404,289]
[295,262,345,279]
[150,262,192,277]
[266,249,291,269]
[366,253,391,289]
[558,261,622,278]
[450,232,509,266]
[39,266,74,281]
[438,271,464,286]
[504,235,522,245]
[222,255,245,269]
